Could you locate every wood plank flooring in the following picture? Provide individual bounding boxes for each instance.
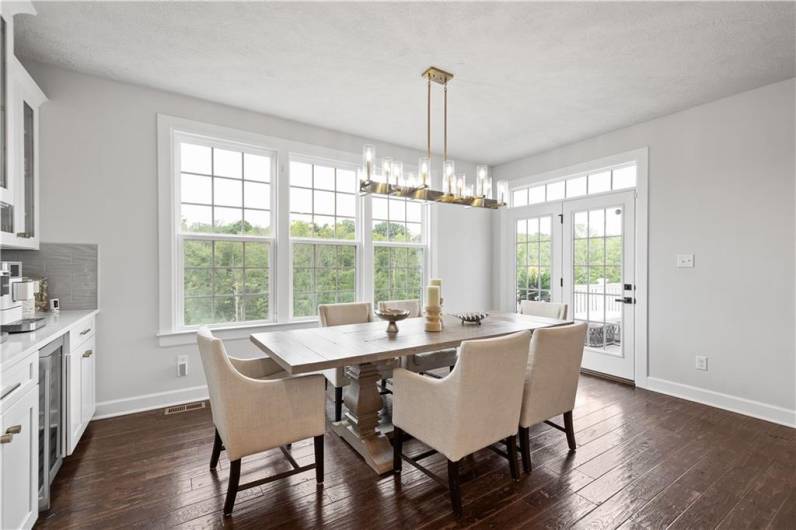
[35,375,795,529]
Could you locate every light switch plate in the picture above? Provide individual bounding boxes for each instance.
[676,254,694,268]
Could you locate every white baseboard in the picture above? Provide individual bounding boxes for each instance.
[643,377,795,428]
[94,385,209,420]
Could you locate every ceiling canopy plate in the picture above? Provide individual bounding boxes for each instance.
[422,66,454,85]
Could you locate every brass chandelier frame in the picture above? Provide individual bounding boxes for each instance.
[359,67,505,209]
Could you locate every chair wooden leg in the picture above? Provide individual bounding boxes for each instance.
[449,365,455,372]
[334,386,343,422]
[223,459,241,516]
[448,459,463,516]
[519,426,531,473]
[393,426,403,474]
[380,378,388,393]
[506,435,519,480]
[210,428,223,470]
[314,435,324,483]
[564,411,576,451]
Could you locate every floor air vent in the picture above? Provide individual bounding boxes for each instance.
[164,401,206,415]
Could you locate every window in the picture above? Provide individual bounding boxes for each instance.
[289,159,359,318]
[176,136,274,327]
[515,216,552,306]
[372,196,426,305]
[510,163,637,207]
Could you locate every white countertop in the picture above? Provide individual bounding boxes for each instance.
[1,309,99,368]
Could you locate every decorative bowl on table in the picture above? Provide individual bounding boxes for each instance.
[452,312,488,325]
[374,308,411,335]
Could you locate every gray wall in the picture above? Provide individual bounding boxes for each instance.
[26,61,494,414]
[493,78,796,417]
[1,243,98,310]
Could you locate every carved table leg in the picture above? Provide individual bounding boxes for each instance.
[331,361,394,474]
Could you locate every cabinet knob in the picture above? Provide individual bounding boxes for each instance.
[0,434,12,444]
[5,425,21,435]
[82,350,93,358]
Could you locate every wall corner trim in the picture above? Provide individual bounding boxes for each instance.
[643,377,795,429]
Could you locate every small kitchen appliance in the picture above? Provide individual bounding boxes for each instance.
[0,261,47,333]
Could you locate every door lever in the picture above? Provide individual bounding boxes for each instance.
[614,297,635,304]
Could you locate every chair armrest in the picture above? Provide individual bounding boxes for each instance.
[218,372,326,460]
[228,356,284,379]
[392,368,456,456]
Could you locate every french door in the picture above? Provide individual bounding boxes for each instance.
[507,190,636,381]
[563,191,635,381]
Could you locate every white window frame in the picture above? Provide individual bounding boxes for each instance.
[370,193,430,306]
[171,130,277,330]
[287,154,362,321]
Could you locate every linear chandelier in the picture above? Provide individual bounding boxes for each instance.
[359,66,508,209]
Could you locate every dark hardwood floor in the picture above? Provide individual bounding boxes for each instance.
[35,375,795,529]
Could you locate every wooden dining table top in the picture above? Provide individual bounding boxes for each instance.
[250,312,571,375]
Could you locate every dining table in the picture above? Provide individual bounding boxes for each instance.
[251,311,570,474]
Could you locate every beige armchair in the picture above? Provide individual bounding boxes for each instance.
[392,330,531,516]
[518,322,587,473]
[379,299,458,375]
[519,300,568,320]
[318,302,373,422]
[196,328,326,516]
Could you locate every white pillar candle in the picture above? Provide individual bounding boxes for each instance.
[429,278,442,295]
[426,285,440,307]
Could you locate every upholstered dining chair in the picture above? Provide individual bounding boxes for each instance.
[517,322,587,473]
[519,300,568,320]
[318,302,373,422]
[196,328,326,516]
[392,330,532,516]
[378,299,458,376]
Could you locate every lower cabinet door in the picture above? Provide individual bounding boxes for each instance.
[0,386,39,530]
[66,351,82,455]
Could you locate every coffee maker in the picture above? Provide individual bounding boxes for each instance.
[0,261,47,334]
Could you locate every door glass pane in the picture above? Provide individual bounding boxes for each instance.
[515,215,553,310]
[572,206,623,356]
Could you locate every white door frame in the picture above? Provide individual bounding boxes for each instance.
[495,147,649,387]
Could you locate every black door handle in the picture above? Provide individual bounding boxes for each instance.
[614,297,635,304]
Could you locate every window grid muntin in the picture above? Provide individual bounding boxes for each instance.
[371,196,424,243]
[181,237,272,326]
[510,163,637,208]
[179,143,273,236]
[291,241,358,318]
[289,160,358,240]
[572,207,624,353]
[373,245,425,305]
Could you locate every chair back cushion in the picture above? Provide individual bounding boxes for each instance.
[519,300,568,320]
[520,322,587,427]
[448,330,531,460]
[378,299,421,318]
[196,327,235,442]
[318,302,372,327]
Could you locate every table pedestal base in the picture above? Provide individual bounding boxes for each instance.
[331,361,394,475]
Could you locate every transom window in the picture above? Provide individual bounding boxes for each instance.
[176,135,275,327]
[511,164,636,207]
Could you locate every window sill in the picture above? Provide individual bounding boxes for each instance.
[157,319,319,347]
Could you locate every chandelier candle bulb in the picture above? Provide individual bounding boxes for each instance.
[392,160,403,187]
[382,157,393,183]
[418,157,430,187]
[363,145,375,181]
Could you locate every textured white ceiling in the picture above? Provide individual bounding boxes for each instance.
[16,1,795,164]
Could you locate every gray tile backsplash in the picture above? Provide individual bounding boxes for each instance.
[2,243,98,310]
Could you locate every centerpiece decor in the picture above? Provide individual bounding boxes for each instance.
[424,281,443,332]
[374,307,411,335]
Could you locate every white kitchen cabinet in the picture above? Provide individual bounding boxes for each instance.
[0,0,45,250]
[66,317,96,455]
[0,374,38,530]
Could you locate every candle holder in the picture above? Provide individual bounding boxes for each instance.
[424,305,443,332]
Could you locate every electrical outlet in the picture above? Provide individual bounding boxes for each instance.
[676,254,695,268]
[177,355,189,377]
[695,355,708,371]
